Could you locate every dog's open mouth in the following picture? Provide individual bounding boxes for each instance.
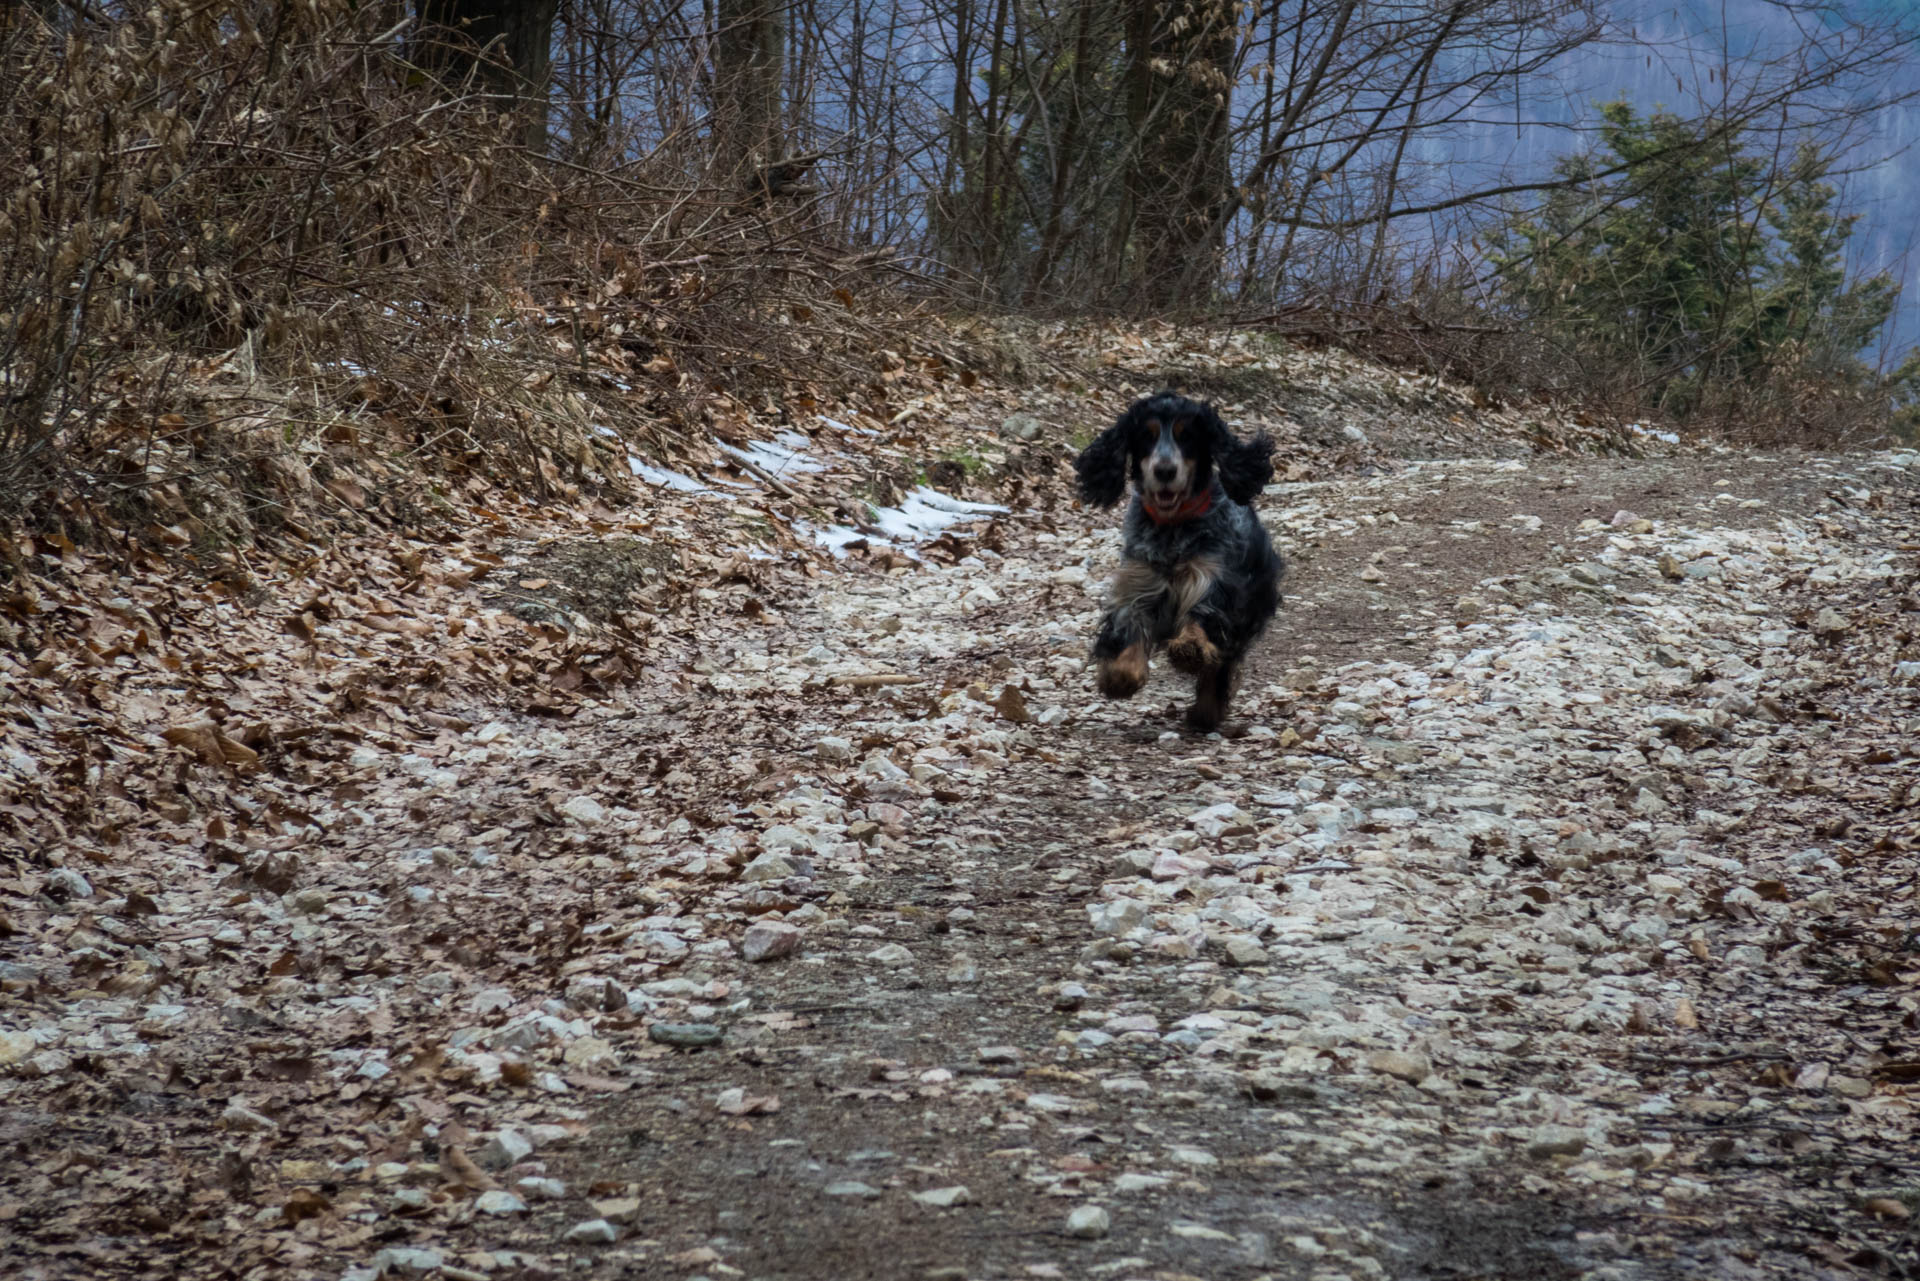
[1145,489,1186,517]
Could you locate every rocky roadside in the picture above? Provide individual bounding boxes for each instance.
[3,434,1918,1281]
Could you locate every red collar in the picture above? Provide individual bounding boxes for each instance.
[1143,489,1215,526]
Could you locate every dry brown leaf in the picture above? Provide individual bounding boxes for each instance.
[990,684,1032,724]
[440,1147,497,1191]
[1674,997,1699,1030]
[281,1188,333,1225]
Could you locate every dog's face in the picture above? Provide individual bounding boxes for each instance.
[1077,392,1276,515]
[1125,406,1205,520]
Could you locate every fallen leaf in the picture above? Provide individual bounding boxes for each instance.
[441,1147,497,1191]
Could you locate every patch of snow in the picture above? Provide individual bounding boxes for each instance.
[871,486,1008,542]
[628,458,711,493]
[819,415,879,437]
[800,486,1008,560]
[804,524,882,558]
[1626,422,1680,445]
[718,432,828,477]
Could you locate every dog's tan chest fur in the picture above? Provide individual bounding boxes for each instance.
[1110,556,1222,622]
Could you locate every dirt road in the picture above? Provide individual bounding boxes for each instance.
[5,440,1919,1281]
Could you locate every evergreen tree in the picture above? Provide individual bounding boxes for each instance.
[1490,103,1912,427]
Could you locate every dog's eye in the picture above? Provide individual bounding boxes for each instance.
[1171,419,1186,437]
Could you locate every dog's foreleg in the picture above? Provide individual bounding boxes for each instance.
[1165,619,1222,674]
[1164,557,1226,674]
[1093,610,1151,699]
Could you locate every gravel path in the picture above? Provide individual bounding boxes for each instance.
[6,445,1918,1281]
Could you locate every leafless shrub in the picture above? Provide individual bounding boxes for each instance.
[0,0,931,543]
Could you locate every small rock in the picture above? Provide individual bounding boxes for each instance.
[1454,595,1484,620]
[911,1185,972,1208]
[1526,1125,1589,1159]
[517,1176,567,1200]
[1340,423,1369,446]
[1812,607,1851,638]
[564,976,626,1012]
[1114,1172,1169,1193]
[1366,1050,1431,1084]
[474,1189,526,1215]
[1171,1223,1237,1241]
[978,1045,1022,1064]
[370,1247,444,1275]
[1066,1205,1110,1238]
[1151,852,1210,881]
[816,736,854,763]
[590,1197,642,1224]
[42,868,92,901]
[0,1030,35,1067]
[740,851,799,882]
[668,1247,723,1267]
[563,1218,619,1244]
[1217,935,1268,967]
[866,943,915,967]
[478,1129,534,1169]
[220,1102,277,1132]
[289,888,330,916]
[945,953,979,983]
[559,796,607,825]
[1000,413,1043,441]
[742,920,804,962]
[824,1181,882,1199]
[561,1036,616,1071]
[1087,899,1147,936]
[648,1022,723,1048]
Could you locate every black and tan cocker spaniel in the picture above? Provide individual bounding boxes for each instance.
[1074,391,1283,732]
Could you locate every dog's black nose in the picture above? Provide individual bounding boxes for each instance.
[1152,461,1178,483]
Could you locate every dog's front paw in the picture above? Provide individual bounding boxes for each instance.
[1096,644,1148,698]
[1166,621,1220,674]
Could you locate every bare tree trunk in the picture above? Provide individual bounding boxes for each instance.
[1027,0,1097,306]
[714,0,786,190]
[977,0,1012,288]
[415,0,559,151]
[1124,0,1235,310]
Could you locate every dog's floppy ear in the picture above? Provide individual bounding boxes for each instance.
[1203,405,1275,505]
[1075,405,1138,509]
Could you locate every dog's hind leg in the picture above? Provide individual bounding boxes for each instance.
[1184,659,1239,733]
